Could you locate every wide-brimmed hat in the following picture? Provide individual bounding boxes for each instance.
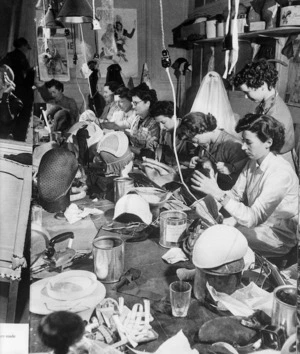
[37,148,78,213]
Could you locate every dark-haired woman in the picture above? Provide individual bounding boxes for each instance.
[233,59,295,169]
[127,83,160,159]
[100,81,122,122]
[179,112,249,190]
[191,114,298,257]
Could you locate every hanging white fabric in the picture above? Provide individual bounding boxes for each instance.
[190,71,238,136]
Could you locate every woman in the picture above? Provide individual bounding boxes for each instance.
[233,59,295,169]
[0,64,23,139]
[100,81,122,122]
[127,83,160,159]
[191,114,298,258]
[110,86,137,130]
[179,112,249,190]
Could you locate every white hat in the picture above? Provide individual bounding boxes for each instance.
[113,194,152,225]
[97,131,129,157]
[192,225,248,269]
[67,121,104,149]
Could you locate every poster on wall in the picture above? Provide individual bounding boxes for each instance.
[286,39,300,107]
[96,7,138,79]
[37,37,70,82]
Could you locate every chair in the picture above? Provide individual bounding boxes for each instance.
[0,156,32,323]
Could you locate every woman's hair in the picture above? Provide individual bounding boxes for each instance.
[115,86,131,101]
[232,59,278,90]
[236,113,285,153]
[38,311,85,354]
[179,112,217,138]
[149,100,178,118]
[46,79,64,92]
[104,80,123,94]
[115,21,123,30]
[130,82,158,108]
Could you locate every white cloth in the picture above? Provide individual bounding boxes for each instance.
[111,109,137,130]
[224,153,298,256]
[190,71,238,136]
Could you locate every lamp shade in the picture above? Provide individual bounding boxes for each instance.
[44,7,65,29]
[57,0,93,24]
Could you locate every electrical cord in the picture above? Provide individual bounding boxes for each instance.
[158,0,217,225]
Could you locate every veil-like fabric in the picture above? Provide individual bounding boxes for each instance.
[190,71,238,136]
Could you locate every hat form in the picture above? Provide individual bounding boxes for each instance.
[37,148,78,213]
[113,194,152,225]
[97,131,129,157]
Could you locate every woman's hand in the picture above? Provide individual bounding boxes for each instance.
[189,156,199,169]
[147,136,158,150]
[216,162,232,175]
[190,170,223,200]
[222,217,237,227]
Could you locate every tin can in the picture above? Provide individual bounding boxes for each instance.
[159,210,187,248]
[113,177,134,203]
[272,285,297,337]
[92,235,124,283]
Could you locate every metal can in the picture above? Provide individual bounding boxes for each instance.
[92,235,124,283]
[113,177,134,203]
[159,210,187,248]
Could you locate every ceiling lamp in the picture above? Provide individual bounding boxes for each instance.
[44,6,65,28]
[57,0,93,24]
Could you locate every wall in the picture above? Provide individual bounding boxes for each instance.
[186,0,300,126]
[39,0,192,114]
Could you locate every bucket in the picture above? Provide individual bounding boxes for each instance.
[206,20,217,38]
[113,177,134,203]
[159,210,187,248]
[92,235,124,283]
[271,285,297,337]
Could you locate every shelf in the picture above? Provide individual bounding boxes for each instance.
[170,26,300,48]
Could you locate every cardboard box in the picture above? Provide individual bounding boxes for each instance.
[181,20,206,39]
[280,6,300,26]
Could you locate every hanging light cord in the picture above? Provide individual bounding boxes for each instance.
[158,0,217,225]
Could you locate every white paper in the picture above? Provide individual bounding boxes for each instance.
[207,282,273,317]
[0,324,29,354]
[64,203,103,224]
[162,248,188,264]
[127,330,198,354]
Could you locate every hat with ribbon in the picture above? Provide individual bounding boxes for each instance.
[97,131,133,176]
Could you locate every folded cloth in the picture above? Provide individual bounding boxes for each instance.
[162,247,188,264]
[64,203,103,224]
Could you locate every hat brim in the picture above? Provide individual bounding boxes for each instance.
[201,258,245,276]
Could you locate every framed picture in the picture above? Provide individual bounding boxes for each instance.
[286,39,300,107]
[96,7,138,78]
[37,37,70,82]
